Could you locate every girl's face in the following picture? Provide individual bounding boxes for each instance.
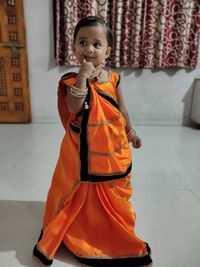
[73,25,111,67]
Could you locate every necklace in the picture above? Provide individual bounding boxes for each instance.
[92,69,103,82]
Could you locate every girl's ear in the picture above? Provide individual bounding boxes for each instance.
[105,47,111,59]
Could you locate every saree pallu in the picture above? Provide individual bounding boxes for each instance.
[33,71,152,266]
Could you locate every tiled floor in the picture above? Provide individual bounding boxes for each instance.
[0,123,200,267]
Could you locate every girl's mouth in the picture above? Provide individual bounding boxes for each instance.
[84,56,95,61]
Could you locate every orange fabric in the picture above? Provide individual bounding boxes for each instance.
[87,85,131,176]
[37,71,148,261]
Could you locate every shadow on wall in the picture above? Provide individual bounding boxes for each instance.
[122,67,194,78]
[0,200,80,267]
[182,80,198,127]
[122,68,198,127]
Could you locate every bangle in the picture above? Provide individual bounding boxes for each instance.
[69,85,88,98]
[70,90,87,98]
[127,128,137,142]
[71,84,88,93]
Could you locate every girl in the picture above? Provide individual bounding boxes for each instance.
[33,16,152,267]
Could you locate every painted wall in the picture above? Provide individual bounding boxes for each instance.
[24,0,200,125]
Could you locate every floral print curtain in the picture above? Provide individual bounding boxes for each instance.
[54,0,200,69]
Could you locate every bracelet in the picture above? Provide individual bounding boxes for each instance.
[69,85,89,109]
[71,84,88,93]
[69,85,88,98]
[127,128,137,142]
[70,90,87,98]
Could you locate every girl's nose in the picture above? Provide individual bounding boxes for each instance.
[85,45,94,55]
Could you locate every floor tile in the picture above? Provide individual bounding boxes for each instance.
[133,189,200,267]
[0,124,200,267]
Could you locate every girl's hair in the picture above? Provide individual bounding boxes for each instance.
[73,16,112,47]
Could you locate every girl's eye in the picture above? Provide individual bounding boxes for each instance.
[94,42,101,48]
[79,40,86,46]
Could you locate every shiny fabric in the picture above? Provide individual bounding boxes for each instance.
[34,71,152,266]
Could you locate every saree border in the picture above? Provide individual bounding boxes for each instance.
[86,163,132,182]
[75,243,152,267]
[96,90,119,109]
[79,79,132,182]
[33,230,53,266]
[33,231,152,267]
[60,72,77,82]
[88,114,121,126]
[33,245,53,266]
[69,123,80,134]
[90,140,128,156]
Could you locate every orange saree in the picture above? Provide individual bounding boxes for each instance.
[33,71,152,266]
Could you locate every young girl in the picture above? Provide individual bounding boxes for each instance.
[33,16,152,267]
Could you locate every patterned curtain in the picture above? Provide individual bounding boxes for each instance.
[143,0,200,68]
[54,0,109,66]
[54,0,200,69]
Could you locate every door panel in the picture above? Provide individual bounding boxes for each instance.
[0,0,31,122]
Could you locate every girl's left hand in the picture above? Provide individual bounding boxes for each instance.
[131,135,142,149]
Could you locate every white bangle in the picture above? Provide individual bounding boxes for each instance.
[69,85,88,98]
[127,129,137,142]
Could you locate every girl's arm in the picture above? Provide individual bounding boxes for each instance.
[66,59,103,114]
[66,73,88,114]
[66,59,95,114]
[116,84,142,149]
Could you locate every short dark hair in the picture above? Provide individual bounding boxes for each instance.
[73,16,112,47]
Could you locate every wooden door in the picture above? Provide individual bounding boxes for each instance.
[0,0,31,122]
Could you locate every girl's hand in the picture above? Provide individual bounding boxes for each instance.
[90,62,103,79]
[79,58,96,79]
[131,135,142,149]
[79,55,103,79]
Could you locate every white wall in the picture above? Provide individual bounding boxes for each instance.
[24,0,200,125]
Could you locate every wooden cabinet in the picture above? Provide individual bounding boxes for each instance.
[0,0,31,122]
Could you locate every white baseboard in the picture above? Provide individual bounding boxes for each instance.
[32,117,196,126]
[32,117,60,124]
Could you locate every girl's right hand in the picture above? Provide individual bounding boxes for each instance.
[79,58,96,79]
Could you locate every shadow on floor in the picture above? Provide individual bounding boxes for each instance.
[0,200,80,267]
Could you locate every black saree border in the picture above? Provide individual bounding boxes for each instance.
[60,72,77,81]
[116,73,121,88]
[96,90,119,109]
[70,123,80,134]
[33,245,53,266]
[60,72,77,94]
[79,80,132,182]
[32,230,53,266]
[75,243,152,267]
[80,79,90,181]
[86,163,132,183]
[33,232,152,267]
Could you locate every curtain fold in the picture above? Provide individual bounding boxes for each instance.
[54,0,200,69]
[143,0,200,68]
